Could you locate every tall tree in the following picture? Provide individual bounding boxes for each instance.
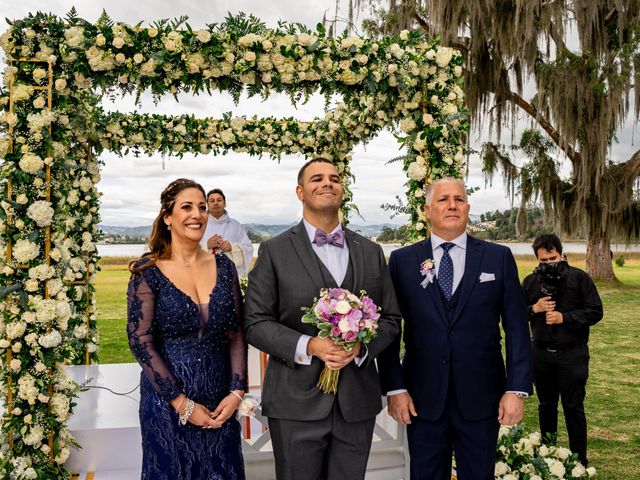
[347,0,640,280]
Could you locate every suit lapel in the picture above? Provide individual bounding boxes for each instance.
[452,235,484,325]
[417,238,448,325]
[289,221,324,292]
[344,229,364,291]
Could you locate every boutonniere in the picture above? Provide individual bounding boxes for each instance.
[420,258,435,288]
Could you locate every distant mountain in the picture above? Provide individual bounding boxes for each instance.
[99,222,402,240]
[100,225,151,237]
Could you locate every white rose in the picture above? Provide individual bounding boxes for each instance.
[33,96,46,109]
[335,300,352,315]
[557,447,572,460]
[399,117,416,133]
[32,68,47,83]
[435,48,453,67]
[15,193,28,204]
[587,467,597,477]
[112,37,125,49]
[548,460,565,478]
[54,78,67,91]
[572,464,586,477]
[25,279,39,292]
[244,51,256,62]
[0,339,10,348]
[441,103,458,116]
[133,53,144,64]
[35,362,47,373]
[196,29,211,43]
[494,462,510,476]
[9,358,21,371]
[95,34,106,46]
[147,28,158,38]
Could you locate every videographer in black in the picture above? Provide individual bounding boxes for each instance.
[522,234,603,466]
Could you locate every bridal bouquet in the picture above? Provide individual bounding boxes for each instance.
[301,288,381,394]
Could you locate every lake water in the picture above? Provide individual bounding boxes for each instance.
[97,241,640,258]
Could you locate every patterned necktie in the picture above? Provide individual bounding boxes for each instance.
[438,242,455,300]
[314,229,345,248]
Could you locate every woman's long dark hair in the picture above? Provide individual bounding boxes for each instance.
[129,178,206,273]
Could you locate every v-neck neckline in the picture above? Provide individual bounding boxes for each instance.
[153,257,219,307]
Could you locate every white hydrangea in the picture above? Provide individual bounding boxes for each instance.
[55,447,70,464]
[47,278,64,296]
[22,424,44,447]
[26,200,54,227]
[38,329,62,348]
[5,321,26,339]
[50,393,70,421]
[74,324,88,339]
[28,264,55,281]
[34,299,57,323]
[79,176,93,192]
[407,161,428,181]
[18,153,44,174]
[17,374,38,404]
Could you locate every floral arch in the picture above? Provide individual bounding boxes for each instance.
[0,10,466,478]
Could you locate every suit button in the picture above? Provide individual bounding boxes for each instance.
[442,356,448,364]
[448,329,454,335]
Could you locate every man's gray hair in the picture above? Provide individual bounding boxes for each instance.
[424,177,467,206]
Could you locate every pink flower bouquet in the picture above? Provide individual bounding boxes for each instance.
[301,288,380,394]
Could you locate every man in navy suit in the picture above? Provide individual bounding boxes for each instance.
[378,177,532,480]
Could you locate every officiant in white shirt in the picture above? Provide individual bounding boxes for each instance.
[200,188,253,275]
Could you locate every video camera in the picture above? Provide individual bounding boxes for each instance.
[533,260,569,298]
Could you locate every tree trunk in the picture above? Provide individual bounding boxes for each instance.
[585,234,617,282]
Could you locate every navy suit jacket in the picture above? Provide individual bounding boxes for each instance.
[378,235,532,422]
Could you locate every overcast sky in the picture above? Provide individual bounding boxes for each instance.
[2,0,638,227]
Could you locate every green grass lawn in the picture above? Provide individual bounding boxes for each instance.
[95,256,640,479]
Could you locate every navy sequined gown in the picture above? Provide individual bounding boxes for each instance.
[127,254,248,480]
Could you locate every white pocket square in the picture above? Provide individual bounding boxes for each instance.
[479,272,496,283]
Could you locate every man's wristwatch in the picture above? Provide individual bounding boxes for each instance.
[513,392,527,399]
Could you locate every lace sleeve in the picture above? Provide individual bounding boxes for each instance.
[127,271,182,402]
[228,265,248,392]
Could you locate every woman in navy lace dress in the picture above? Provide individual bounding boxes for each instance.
[127,178,248,480]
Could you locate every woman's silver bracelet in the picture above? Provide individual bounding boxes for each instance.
[178,398,195,426]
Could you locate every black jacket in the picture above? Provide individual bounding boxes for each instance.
[522,264,603,348]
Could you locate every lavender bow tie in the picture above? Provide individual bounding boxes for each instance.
[314,229,345,248]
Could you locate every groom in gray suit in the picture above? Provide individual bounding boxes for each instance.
[243,158,401,480]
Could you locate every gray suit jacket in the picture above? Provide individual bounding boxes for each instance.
[243,221,401,422]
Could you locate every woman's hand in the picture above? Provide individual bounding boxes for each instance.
[170,394,219,428]
[209,392,243,427]
[188,403,220,428]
